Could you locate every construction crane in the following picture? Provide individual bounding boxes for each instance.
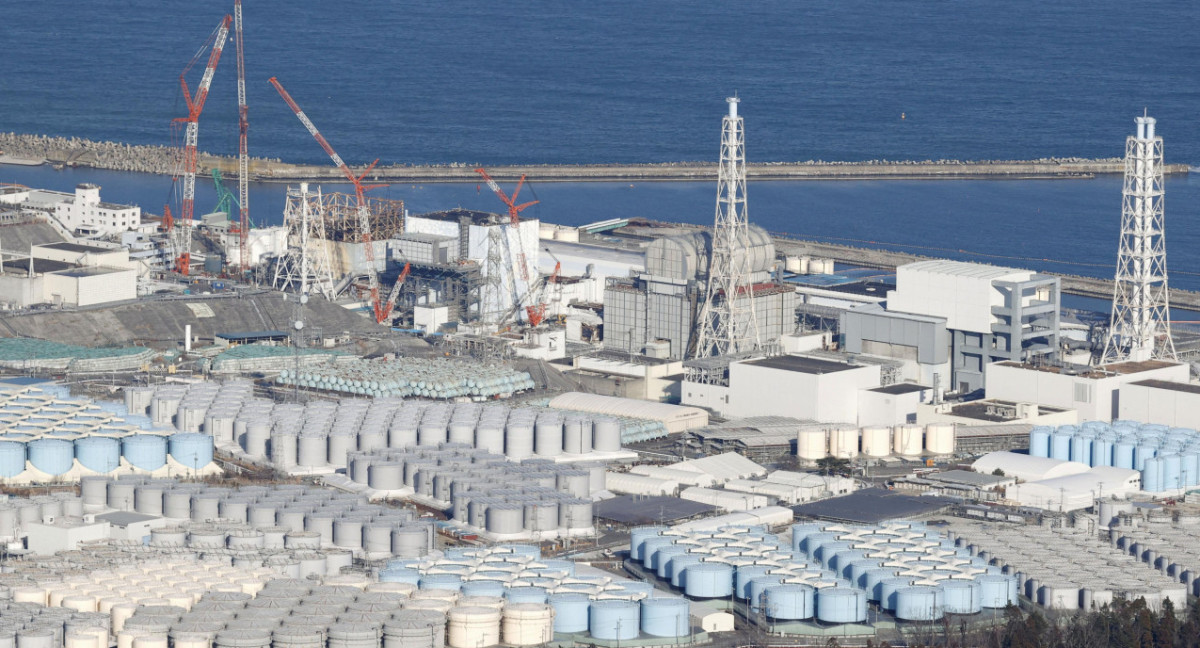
[524,259,560,327]
[474,168,537,282]
[269,77,385,321]
[376,262,411,324]
[210,168,238,220]
[233,0,250,272]
[171,15,232,276]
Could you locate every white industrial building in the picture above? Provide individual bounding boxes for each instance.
[841,260,1063,395]
[547,392,709,433]
[1117,379,1200,428]
[0,184,140,237]
[985,359,1188,422]
[1006,467,1142,512]
[0,242,138,308]
[684,354,930,426]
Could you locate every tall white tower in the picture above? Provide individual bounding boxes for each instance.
[273,183,337,300]
[1102,114,1176,363]
[695,97,760,358]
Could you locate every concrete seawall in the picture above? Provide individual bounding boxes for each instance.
[1,132,1189,182]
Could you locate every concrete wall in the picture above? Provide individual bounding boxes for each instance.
[858,388,926,427]
[43,269,136,307]
[1118,382,1200,428]
[722,361,881,423]
[985,362,1190,422]
[0,275,44,307]
[887,261,1032,333]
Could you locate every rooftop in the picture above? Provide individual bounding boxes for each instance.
[925,469,1009,488]
[870,383,929,395]
[95,511,159,527]
[412,208,505,227]
[1129,378,1200,395]
[949,399,1070,422]
[216,331,290,343]
[593,495,716,525]
[996,359,1180,378]
[741,355,859,375]
[792,487,956,524]
[901,259,1029,280]
[38,242,119,254]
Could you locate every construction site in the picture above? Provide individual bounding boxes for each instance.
[2,4,1200,648]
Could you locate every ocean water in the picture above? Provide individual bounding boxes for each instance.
[0,1,1196,165]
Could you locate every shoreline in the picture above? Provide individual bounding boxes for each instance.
[1,132,1189,183]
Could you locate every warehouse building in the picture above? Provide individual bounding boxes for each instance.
[985,359,1188,422]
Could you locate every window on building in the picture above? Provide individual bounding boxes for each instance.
[1073,382,1092,403]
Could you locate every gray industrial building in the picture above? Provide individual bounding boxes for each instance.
[602,226,796,361]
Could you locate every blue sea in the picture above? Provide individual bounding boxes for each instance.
[2,1,1199,292]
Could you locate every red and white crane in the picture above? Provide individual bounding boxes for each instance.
[233,0,250,271]
[474,168,537,283]
[269,77,386,321]
[171,15,232,276]
[377,262,411,324]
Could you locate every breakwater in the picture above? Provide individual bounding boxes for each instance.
[1,132,1188,183]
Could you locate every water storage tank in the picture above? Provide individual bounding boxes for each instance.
[797,429,826,460]
[639,597,689,637]
[894,586,944,621]
[168,434,213,469]
[591,418,621,452]
[830,427,859,459]
[892,425,923,456]
[589,600,639,641]
[486,504,524,535]
[977,574,1018,608]
[1029,427,1051,457]
[0,441,25,478]
[502,603,555,647]
[534,417,563,457]
[939,579,981,614]
[536,593,586,634]
[764,584,815,620]
[629,526,666,561]
[28,438,74,475]
[683,563,733,599]
[75,437,120,473]
[1050,432,1072,461]
[925,424,954,454]
[505,422,535,460]
[446,607,501,648]
[123,435,168,471]
[815,587,867,623]
[860,427,891,457]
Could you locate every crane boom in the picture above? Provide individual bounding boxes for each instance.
[377,262,411,323]
[234,0,250,271]
[171,15,231,276]
[269,77,383,319]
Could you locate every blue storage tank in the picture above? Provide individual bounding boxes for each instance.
[639,597,689,637]
[378,567,421,584]
[977,574,1019,608]
[939,580,982,614]
[1092,438,1115,467]
[1070,436,1094,465]
[747,576,785,611]
[895,586,945,621]
[168,433,214,469]
[505,586,548,603]
[654,546,688,578]
[815,587,867,623]
[1135,443,1159,471]
[0,441,25,477]
[879,577,914,611]
[1143,458,1164,492]
[27,438,73,476]
[791,523,824,551]
[735,565,772,599]
[629,526,666,561]
[538,559,576,577]
[418,573,462,592]
[1115,442,1137,469]
[549,592,590,633]
[641,536,676,569]
[1162,454,1182,490]
[1029,427,1052,458]
[683,562,733,599]
[461,580,506,598]
[764,584,815,620]
[74,436,121,473]
[863,569,900,602]
[1182,452,1200,487]
[848,560,884,587]
[669,555,704,588]
[589,600,639,641]
[494,543,541,558]
[814,541,853,565]
[828,550,865,575]
[799,532,837,556]
[1050,432,1072,461]
[122,434,168,471]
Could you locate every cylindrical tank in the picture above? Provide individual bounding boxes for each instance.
[764,584,815,620]
[639,597,689,637]
[548,593,589,633]
[683,562,733,599]
[925,423,955,454]
[123,435,168,471]
[382,610,444,648]
[588,600,638,641]
[169,434,214,469]
[75,437,121,473]
[894,586,944,621]
[939,579,982,614]
[892,425,923,456]
[796,429,826,461]
[977,574,1018,608]
[501,603,554,647]
[1050,431,1073,461]
[830,427,859,459]
[1029,427,1052,458]
[446,606,501,648]
[534,417,563,457]
[28,438,74,475]
[815,587,867,623]
[485,504,524,535]
[591,417,621,452]
[860,427,891,457]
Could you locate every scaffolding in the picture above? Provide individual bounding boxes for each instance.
[320,192,405,242]
[272,183,336,299]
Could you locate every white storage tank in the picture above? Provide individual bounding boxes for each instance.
[893,425,924,456]
[860,426,892,457]
[924,424,955,455]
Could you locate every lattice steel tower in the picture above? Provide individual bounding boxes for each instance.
[1102,114,1176,363]
[695,97,760,358]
